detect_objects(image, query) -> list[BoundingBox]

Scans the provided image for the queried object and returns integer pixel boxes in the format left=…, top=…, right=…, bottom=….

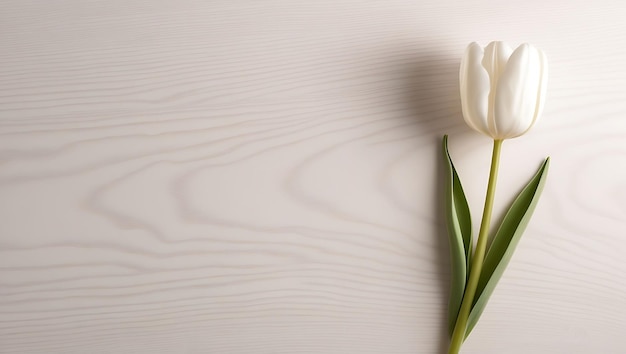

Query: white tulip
left=459, top=41, right=548, bottom=140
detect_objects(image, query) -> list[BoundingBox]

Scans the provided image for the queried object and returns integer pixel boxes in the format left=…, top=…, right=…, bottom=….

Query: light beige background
left=1, top=1, right=625, bottom=353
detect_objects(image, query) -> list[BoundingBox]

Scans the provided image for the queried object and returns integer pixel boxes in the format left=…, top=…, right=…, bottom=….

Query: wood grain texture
left=1, top=1, right=626, bottom=353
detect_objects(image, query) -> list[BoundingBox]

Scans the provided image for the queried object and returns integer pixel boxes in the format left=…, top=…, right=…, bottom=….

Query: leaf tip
left=543, top=157, right=550, bottom=171
left=443, top=135, right=451, bottom=156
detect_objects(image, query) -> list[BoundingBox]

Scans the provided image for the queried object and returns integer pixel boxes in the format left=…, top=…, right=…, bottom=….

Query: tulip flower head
left=459, top=41, right=548, bottom=140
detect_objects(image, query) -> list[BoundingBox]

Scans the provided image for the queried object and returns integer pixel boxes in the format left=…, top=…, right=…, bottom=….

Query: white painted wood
left=1, top=1, right=625, bottom=353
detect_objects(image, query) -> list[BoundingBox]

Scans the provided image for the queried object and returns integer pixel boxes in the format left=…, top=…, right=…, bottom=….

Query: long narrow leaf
left=442, top=135, right=473, bottom=336
left=466, top=157, right=550, bottom=337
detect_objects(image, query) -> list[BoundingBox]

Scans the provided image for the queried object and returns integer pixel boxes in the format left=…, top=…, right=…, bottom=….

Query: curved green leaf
left=442, top=135, right=473, bottom=336
left=466, top=157, right=550, bottom=337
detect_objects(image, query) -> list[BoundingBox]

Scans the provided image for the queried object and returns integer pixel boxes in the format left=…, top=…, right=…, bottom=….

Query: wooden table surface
left=2, top=1, right=626, bottom=353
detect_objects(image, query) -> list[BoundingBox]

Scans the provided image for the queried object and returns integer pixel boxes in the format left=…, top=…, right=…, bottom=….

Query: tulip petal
left=482, top=41, right=513, bottom=81
left=460, top=43, right=491, bottom=136
left=481, top=42, right=513, bottom=134
left=520, top=49, right=549, bottom=136
left=493, top=44, right=543, bottom=139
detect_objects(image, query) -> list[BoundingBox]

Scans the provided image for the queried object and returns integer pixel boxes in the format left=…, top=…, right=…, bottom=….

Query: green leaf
left=466, top=157, right=550, bottom=337
left=442, top=135, right=473, bottom=336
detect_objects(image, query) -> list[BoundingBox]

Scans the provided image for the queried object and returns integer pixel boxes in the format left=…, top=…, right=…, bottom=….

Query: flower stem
left=448, top=139, right=503, bottom=354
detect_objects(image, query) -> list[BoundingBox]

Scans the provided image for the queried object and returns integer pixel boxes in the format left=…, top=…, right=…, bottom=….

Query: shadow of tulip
left=400, top=50, right=473, bottom=354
